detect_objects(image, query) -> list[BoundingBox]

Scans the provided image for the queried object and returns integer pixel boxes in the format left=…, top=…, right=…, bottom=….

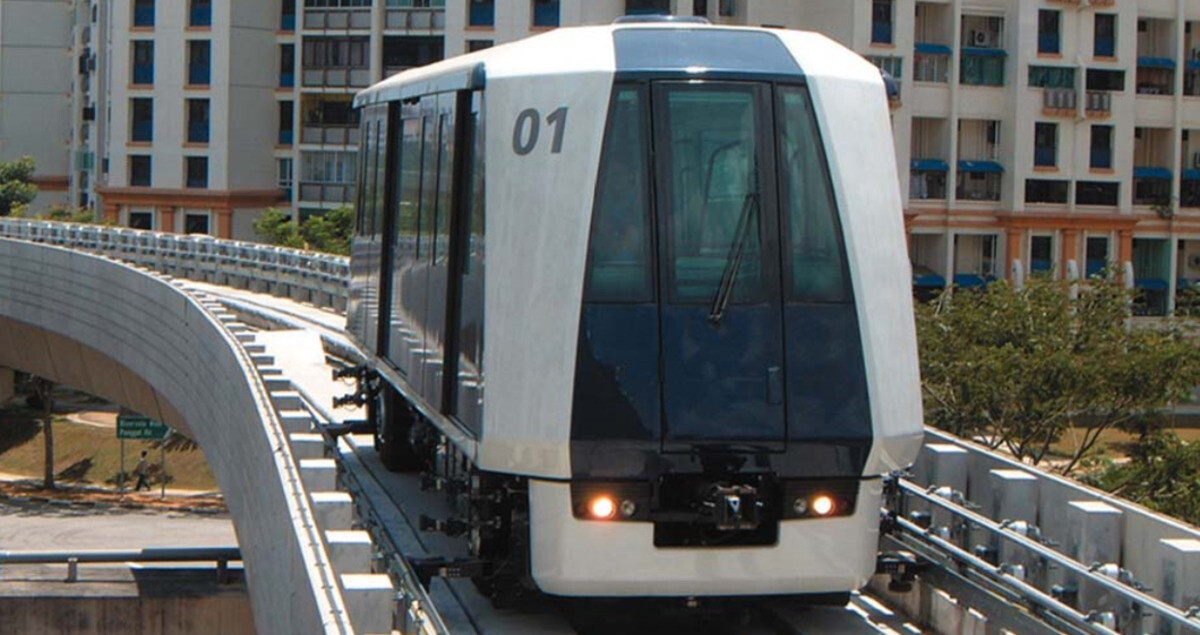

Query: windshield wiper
left=708, top=192, right=759, bottom=325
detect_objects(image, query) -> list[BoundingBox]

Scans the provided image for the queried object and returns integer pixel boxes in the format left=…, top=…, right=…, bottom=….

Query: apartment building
left=51, top=0, right=1200, bottom=314
left=0, top=0, right=72, bottom=211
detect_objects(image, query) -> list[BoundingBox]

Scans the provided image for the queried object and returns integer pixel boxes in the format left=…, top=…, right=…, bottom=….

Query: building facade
left=0, top=0, right=72, bottom=211
left=42, top=0, right=1200, bottom=314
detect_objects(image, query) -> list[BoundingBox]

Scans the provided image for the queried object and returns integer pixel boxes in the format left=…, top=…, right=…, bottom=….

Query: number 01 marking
left=513, top=107, right=569, bottom=156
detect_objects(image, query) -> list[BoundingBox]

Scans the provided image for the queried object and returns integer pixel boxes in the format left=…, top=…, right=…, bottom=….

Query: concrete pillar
left=1064, top=501, right=1123, bottom=616
left=310, top=491, right=354, bottom=529
left=988, top=469, right=1038, bottom=573
left=1062, top=228, right=1079, bottom=278
left=289, top=432, right=326, bottom=460
left=104, top=202, right=120, bottom=224
left=160, top=206, right=177, bottom=233
left=278, top=410, right=313, bottom=434
left=1158, top=539, right=1200, bottom=635
left=326, top=530, right=373, bottom=573
left=1005, top=227, right=1023, bottom=282
left=270, top=390, right=303, bottom=411
left=217, top=209, right=233, bottom=239
left=917, top=443, right=969, bottom=491
left=340, top=574, right=394, bottom=635
left=257, top=365, right=286, bottom=377
left=299, top=458, right=338, bottom=491
left=262, top=376, right=292, bottom=392
left=0, top=367, right=14, bottom=407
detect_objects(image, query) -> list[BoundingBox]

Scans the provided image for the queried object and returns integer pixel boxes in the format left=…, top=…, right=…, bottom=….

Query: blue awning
left=1134, top=166, right=1172, bottom=180
left=1184, top=169, right=1200, bottom=181
left=915, top=42, right=952, bottom=56
left=1188, top=60, right=1200, bottom=70
left=954, top=274, right=993, bottom=288
left=912, top=158, right=949, bottom=171
left=914, top=274, right=946, bottom=288
left=958, top=160, right=1004, bottom=173
left=1138, top=56, right=1176, bottom=69
left=961, top=46, right=1007, bottom=58
left=1136, top=278, right=1169, bottom=291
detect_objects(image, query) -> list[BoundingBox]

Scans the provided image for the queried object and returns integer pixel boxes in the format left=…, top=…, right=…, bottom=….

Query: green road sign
left=117, top=415, right=170, bottom=440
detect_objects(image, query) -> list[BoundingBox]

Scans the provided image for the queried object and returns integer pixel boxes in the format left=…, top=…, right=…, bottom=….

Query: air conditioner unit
left=972, top=30, right=989, bottom=46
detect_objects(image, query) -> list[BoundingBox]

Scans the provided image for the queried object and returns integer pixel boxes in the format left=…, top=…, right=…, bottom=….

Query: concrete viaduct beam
left=0, top=238, right=353, bottom=635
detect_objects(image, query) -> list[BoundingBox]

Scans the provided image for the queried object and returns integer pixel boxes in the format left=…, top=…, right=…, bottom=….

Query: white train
left=345, top=17, right=924, bottom=602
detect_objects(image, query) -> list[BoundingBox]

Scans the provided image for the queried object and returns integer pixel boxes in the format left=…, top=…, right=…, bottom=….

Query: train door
left=418, top=93, right=457, bottom=408
left=652, top=81, right=787, bottom=450
left=350, top=106, right=387, bottom=354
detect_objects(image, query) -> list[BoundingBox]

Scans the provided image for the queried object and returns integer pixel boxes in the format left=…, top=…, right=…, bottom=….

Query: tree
left=917, top=276, right=1200, bottom=473
left=1082, top=433, right=1200, bottom=526
left=252, top=208, right=304, bottom=249
left=0, top=156, right=38, bottom=217
left=28, top=377, right=56, bottom=489
left=253, top=206, right=353, bottom=255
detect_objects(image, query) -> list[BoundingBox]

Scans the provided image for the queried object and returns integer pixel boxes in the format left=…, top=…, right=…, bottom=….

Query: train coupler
left=409, top=557, right=488, bottom=586
left=332, top=365, right=379, bottom=409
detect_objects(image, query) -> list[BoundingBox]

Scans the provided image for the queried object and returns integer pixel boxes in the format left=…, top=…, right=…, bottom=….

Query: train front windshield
left=572, top=75, right=871, bottom=478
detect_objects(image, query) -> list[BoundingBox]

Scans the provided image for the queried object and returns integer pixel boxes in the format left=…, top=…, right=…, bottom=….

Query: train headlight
left=588, top=495, right=617, bottom=520
left=811, top=495, right=836, bottom=517
left=792, top=498, right=808, bottom=515
left=619, top=499, right=638, bottom=518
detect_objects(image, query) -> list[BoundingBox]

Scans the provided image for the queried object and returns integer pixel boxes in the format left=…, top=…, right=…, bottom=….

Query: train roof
left=354, top=21, right=882, bottom=108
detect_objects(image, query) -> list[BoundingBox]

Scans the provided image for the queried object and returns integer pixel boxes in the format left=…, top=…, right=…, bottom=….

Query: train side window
left=454, top=94, right=485, bottom=432
left=777, top=86, right=850, bottom=303
left=397, top=117, right=423, bottom=257
left=419, top=114, right=441, bottom=260
left=355, top=119, right=372, bottom=236
left=585, top=85, right=653, bottom=303
left=372, top=116, right=387, bottom=237
left=434, top=111, right=454, bottom=265
left=362, top=117, right=378, bottom=236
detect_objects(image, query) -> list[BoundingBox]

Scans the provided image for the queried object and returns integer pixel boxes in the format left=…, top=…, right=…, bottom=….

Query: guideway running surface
left=209, top=283, right=919, bottom=635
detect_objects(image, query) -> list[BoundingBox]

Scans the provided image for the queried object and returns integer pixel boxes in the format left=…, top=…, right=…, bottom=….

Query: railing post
left=1159, top=539, right=1200, bottom=635
left=1063, top=501, right=1124, bottom=620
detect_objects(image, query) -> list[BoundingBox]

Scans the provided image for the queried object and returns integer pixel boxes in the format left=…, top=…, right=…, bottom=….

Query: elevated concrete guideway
left=0, top=236, right=355, bottom=634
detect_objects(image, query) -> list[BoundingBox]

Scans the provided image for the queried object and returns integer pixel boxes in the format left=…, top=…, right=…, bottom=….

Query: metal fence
left=0, top=219, right=350, bottom=311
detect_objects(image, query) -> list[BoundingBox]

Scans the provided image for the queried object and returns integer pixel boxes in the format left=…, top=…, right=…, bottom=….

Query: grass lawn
left=1046, top=426, right=1200, bottom=463
left=0, top=406, right=218, bottom=491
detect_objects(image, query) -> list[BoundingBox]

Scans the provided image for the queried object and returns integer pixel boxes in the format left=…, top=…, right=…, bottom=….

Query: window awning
left=1136, top=278, right=1169, bottom=291
left=961, top=46, right=1007, bottom=58
left=915, top=42, right=952, bottom=56
left=1134, top=166, right=1172, bottom=180
left=1188, top=60, right=1200, bottom=71
left=953, top=274, right=993, bottom=288
left=1184, top=169, right=1200, bottom=181
left=958, top=160, right=1004, bottom=173
left=912, top=158, right=949, bottom=171
left=1138, top=56, right=1176, bottom=69
left=913, top=274, right=946, bottom=288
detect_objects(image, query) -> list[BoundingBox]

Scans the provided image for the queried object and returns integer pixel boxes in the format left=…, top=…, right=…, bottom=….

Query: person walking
left=134, top=450, right=151, bottom=492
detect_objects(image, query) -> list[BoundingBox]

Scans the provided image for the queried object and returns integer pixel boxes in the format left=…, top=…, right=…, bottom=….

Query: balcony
left=1137, top=60, right=1175, bottom=95
left=301, top=125, right=360, bottom=146
left=190, top=4, right=211, bottom=27
left=914, top=43, right=951, bottom=83
left=304, top=7, right=372, bottom=30
left=872, top=22, right=893, bottom=45
left=1133, top=167, right=1172, bottom=206
left=281, top=13, right=296, bottom=31
left=956, top=160, right=1003, bottom=201
left=909, top=159, right=948, bottom=200
left=133, top=64, right=153, bottom=85
left=299, top=182, right=356, bottom=204
left=188, top=122, right=210, bottom=144
left=75, top=151, right=95, bottom=171
left=960, top=49, right=1006, bottom=86
left=280, top=71, right=295, bottom=88
left=1042, top=88, right=1076, bottom=114
left=1182, top=171, right=1200, bottom=208
left=279, top=129, right=294, bottom=145
left=385, top=7, right=445, bottom=30
left=1085, top=90, right=1113, bottom=116
left=189, top=63, right=210, bottom=86
left=302, top=68, right=372, bottom=89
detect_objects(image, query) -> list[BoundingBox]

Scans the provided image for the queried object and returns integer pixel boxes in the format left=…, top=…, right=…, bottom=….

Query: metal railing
left=0, top=547, right=241, bottom=583
left=0, top=219, right=349, bottom=310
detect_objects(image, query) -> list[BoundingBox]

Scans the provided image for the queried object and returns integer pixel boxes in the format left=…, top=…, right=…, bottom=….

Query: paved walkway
left=0, top=502, right=235, bottom=551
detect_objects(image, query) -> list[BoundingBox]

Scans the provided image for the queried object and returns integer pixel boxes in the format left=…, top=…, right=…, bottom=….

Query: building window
left=1030, top=235, right=1054, bottom=274
left=128, top=209, right=154, bottom=230
left=188, top=40, right=211, bottom=86
left=129, top=156, right=152, bottom=187
left=1086, top=69, right=1125, bottom=92
left=187, top=99, right=210, bottom=144
left=467, top=39, right=493, bottom=52
left=281, top=0, right=296, bottom=31
left=186, top=156, right=208, bottom=189
left=868, top=56, right=903, bottom=79
left=469, top=0, right=494, bottom=26
left=625, top=0, right=668, bottom=15
left=1076, top=181, right=1119, bottom=207
left=1090, top=125, right=1113, bottom=169
left=133, top=0, right=155, bottom=27
left=1025, top=179, right=1068, bottom=204
left=383, top=36, right=443, bottom=74
left=279, top=101, right=294, bottom=145
left=301, top=37, right=369, bottom=69
left=532, top=0, right=558, bottom=27
left=872, top=0, right=893, bottom=44
left=131, top=98, right=153, bottom=142
left=1028, top=65, right=1074, bottom=89
left=1094, top=14, right=1116, bottom=57
left=278, top=158, right=294, bottom=202
left=1085, top=235, right=1110, bottom=276
left=132, top=41, right=154, bottom=85
left=190, top=0, right=212, bottom=27
left=280, top=44, right=295, bottom=87
left=184, top=211, right=210, bottom=234
left=692, top=0, right=707, bottom=16
left=1038, top=10, right=1060, bottom=55
left=718, top=0, right=734, bottom=17
left=1034, top=122, right=1057, bottom=167
left=301, top=151, right=357, bottom=184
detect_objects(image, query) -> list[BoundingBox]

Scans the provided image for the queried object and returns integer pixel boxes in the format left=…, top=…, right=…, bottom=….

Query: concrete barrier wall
left=0, top=239, right=353, bottom=635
